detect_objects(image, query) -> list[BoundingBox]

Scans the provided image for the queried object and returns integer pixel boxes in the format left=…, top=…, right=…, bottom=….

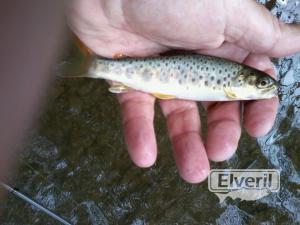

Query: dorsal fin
left=73, top=33, right=94, bottom=56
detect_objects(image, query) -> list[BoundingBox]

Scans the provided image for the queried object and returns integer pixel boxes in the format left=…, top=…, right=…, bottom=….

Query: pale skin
left=69, top=0, right=300, bottom=183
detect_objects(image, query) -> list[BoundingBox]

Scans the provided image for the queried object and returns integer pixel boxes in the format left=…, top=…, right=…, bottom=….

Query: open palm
left=69, top=0, right=300, bottom=183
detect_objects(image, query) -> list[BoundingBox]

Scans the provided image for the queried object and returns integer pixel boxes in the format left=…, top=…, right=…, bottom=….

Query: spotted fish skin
left=87, top=54, right=278, bottom=101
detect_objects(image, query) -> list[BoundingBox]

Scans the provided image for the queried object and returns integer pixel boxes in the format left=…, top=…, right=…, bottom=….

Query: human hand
left=69, top=0, right=300, bottom=183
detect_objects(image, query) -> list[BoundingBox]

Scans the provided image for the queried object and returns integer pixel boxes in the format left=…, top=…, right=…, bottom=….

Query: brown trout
left=78, top=54, right=278, bottom=101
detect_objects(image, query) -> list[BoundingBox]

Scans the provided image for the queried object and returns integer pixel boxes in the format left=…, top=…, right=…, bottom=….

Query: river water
left=1, top=1, right=300, bottom=224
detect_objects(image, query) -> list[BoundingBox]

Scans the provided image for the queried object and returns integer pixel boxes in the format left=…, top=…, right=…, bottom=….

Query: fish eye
left=260, top=80, right=267, bottom=86
left=256, top=77, right=273, bottom=89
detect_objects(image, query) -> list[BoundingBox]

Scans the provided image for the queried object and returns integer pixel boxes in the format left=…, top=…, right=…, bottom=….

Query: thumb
left=123, top=0, right=300, bottom=57
left=219, top=0, right=300, bottom=57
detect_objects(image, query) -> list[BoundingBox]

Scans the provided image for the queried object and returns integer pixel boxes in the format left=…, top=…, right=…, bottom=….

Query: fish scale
left=85, top=54, right=277, bottom=101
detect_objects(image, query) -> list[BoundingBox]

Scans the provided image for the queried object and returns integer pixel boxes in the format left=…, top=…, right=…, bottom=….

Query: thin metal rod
left=0, top=182, right=72, bottom=225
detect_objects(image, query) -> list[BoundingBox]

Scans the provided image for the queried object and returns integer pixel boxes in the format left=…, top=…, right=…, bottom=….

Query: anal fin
left=152, top=92, right=176, bottom=100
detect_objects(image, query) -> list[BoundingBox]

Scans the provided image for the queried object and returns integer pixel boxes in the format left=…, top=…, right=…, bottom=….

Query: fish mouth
left=273, top=80, right=279, bottom=89
left=261, top=85, right=278, bottom=96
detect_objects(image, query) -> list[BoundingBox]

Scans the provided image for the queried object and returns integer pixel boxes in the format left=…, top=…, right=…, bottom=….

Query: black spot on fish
left=192, top=78, right=196, bottom=83
left=142, top=68, right=152, bottom=81
left=206, top=67, right=209, bottom=71
left=219, top=70, right=222, bottom=74
left=211, top=76, right=215, bottom=81
left=160, top=73, right=169, bottom=83
left=205, top=81, right=208, bottom=86
left=217, top=79, right=221, bottom=85
left=125, top=67, right=134, bottom=78
left=199, top=75, right=203, bottom=80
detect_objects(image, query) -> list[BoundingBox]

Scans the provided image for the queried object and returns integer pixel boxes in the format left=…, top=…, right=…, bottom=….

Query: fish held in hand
left=80, top=54, right=278, bottom=101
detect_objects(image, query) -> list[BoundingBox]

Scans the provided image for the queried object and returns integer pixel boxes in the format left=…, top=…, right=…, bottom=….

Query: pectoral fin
left=224, top=87, right=238, bottom=99
left=152, top=92, right=176, bottom=100
left=109, top=82, right=132, bottom=94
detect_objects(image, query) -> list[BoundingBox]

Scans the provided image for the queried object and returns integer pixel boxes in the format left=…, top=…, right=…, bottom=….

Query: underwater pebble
left=277, top=0, right=289, bottom=6
left=281, top=70, right=295, bottom=85
left=56, top=160, right=68, bottom=170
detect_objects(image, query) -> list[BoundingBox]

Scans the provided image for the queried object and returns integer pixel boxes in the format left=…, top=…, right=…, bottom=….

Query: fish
left=72, top=54, right=278, bottom=101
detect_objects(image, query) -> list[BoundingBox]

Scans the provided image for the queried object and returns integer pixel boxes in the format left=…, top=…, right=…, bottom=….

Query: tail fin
left=60, top=75, right=98, bottom=79
left=56, top=57, right=96, bottom=79
left=56, top=33, right=96, bottom=79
